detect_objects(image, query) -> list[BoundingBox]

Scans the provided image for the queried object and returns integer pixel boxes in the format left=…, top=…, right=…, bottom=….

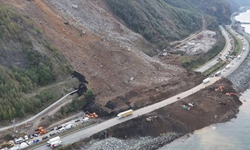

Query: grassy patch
left=202, top=61, right=227, bottom=77
left=225, top=27, right=243, bottom=56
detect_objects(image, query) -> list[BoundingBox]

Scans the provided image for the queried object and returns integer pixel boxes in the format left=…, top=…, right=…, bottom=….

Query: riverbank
left=58, top=79, right=241, bottom=150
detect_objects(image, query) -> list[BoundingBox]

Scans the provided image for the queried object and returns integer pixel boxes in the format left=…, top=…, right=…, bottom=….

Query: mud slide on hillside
left=2, top=0, right=204, bottom=117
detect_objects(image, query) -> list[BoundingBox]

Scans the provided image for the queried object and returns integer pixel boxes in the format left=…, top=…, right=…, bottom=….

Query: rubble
left=173, top=30, right=217, bottom=55
left=85, top=133, right=181, bottom=150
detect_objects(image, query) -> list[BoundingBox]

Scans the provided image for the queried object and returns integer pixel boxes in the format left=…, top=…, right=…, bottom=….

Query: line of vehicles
left=2, top=112, right=99, bottom=150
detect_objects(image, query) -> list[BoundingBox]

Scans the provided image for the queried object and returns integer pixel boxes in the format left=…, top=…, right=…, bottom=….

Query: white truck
left=214, top=71, right=221, bottom=77
left=225, top=65, right=230, bottom=69
left=237, top=55, right=242, bottom=59
left=202, top=78, right=210, bottom=84
left=117, top=109, right=133, bottom=119
left=47, top=136, right=62, bottom=148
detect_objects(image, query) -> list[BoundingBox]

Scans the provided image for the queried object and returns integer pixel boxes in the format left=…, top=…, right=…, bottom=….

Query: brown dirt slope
left=2, top=0, right=203, bottom=114
left=105, top=79, right=241, bottom=139
left=56, top=79, right=242, bottom=150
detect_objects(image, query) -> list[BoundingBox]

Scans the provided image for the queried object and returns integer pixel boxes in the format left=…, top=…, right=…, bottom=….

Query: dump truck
left=117, top=109, right=133, bottom=119
left=47, top=136, right=61, bottom=147
left=202, top=78, right=210, bottom=84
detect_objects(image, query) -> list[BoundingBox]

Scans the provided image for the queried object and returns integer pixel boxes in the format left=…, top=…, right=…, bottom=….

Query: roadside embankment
left=227, top=30, right=250, bottom=91
left=59, top=79, right=241, bottom=150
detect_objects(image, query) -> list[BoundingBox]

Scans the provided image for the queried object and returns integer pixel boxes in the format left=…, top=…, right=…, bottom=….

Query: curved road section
left=195, top=26, right=232, bottom=73
left=33, top=28, right=250, bottom=150
left=0, top=90, right=77, bottom=132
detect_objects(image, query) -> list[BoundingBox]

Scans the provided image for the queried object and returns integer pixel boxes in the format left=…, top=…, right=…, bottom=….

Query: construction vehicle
left=117, top=109, right=133, bottom=119
left=35, top=127, right=47, bottom=135
left=226, top=93, right=238, bottom=96
left=215, top=86, right=224, bottom=92
left=85, top=112, right=98, bottom=119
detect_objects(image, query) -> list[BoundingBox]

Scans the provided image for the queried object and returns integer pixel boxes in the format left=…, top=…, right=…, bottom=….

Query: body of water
left=236, top=10, right=250, bottom=34
left=159, top=10, right=250, bottom=150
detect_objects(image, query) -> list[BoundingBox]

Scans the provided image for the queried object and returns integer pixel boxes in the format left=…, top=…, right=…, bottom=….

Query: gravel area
left=84, top=133, right=181, bottom=150
left=227, top=30, right=250, bottom=92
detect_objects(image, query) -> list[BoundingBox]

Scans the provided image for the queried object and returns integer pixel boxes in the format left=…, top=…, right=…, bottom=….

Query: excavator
left=35, top=127, right=47, bottom=135
left=85, top=112, right=98, bottom=119
left=226, top=93, right=238, bottom=96
left=215, top=86, right=224, bottom=92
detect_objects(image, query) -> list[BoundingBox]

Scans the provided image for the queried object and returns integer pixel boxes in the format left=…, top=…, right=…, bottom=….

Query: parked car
left=24, top=135, right=29, bottom=141
left=33, top=139, right=40, bottom=144
left=49, top=127, right=55, bottom=132
left=42, top=136, right=49, bottom=140
left=57, top=127, right=66, bottom=133
left=27, top=141, right=33, bottom=145
left=29, top=135, right=33, bottom=139
left=56, top=126, right=63, bottom=130
left=65, top=124, right=73, bottom=130
left=33, top=134, right=39, bottom=137
left=75, top=119, right=81, bottom=123
left=49, top=133, right=56, bottom=137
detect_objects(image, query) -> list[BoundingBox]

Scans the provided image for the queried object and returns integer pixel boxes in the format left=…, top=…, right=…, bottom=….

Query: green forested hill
left=105, top=0, right=202, bottom=48
left=0, top=5, right=73, bottom=120
left=105, top=0, right=233, bottom=48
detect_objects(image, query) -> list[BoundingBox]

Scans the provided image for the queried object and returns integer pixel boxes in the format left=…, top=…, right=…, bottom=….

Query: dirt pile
left=105, top=79, right=241, bottom=139
left=61, top=79, right=241, bottom=150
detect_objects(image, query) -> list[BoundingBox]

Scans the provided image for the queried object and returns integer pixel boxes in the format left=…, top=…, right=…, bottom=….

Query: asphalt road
left=33, top=28, right=250, bottom=150
left=195, top=26, right=232, bottom=73
left=0, top=90, right=77, bottom=132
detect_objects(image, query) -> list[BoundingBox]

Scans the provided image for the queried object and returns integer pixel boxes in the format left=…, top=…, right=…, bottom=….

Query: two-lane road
left=195, top=26, right=232, bottom=73
left=0, top=90, right=77, bottom=132
left=33, top=26, right=250, bottom=150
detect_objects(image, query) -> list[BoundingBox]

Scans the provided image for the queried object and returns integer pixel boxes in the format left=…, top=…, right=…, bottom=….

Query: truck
left=117, top=109, right=133, bottom=119
left=202, top=78, right=210, bottom=84
left=50, top=140, right=62, bottom=148
left=214, top=71, right=221, bottom=77
left=225, top=65, right=230, bottom=69
left=237, top=55, right=242, bottom=59
left=47, top=136, right=61, bottom=147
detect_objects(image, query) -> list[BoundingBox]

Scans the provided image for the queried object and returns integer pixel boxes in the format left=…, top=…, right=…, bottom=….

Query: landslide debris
left=2, top=0, right=205, bottom=119
left=60, top=79, right=241, bottom=150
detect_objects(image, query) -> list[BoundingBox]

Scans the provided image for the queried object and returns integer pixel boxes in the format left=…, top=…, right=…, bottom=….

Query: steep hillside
left=0, top=0, right=206, bottom=119
left=105, top=0, right=202, bottom=48
left=0, top=4, right=75, bottom=121
left=164, top=0, right=232, bottom=23
left=105, top=0, right=232, bottom=48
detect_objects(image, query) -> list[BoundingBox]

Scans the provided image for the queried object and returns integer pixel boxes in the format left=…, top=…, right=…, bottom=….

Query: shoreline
left=228, top=9, right=250, bottom=92
left=58, top=79, right=242, bottom=150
